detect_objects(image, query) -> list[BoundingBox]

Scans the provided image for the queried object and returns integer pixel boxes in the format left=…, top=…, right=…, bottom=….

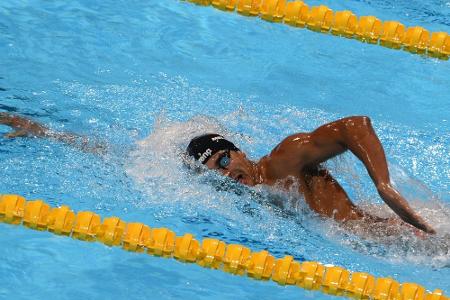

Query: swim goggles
left=217, top=150, right=231, bottom=169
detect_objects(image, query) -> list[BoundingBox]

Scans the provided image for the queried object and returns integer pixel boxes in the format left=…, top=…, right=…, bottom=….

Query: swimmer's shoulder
left=269, top=132, right=311, bottom=157
left=259, top=132, right=311, bottom=177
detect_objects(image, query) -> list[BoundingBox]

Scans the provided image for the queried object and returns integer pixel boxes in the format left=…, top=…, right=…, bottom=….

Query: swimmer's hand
left=0, top=112, right=49, bottom=138
left=346, top=215, right=432, bottom=239
left=0, top=112, right=106, bottom=155
left=386, top=217, right=431, bottom=239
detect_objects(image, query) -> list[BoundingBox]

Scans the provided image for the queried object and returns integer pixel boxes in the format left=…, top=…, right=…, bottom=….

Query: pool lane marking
left=0, top=194, right=448, bottom=300
left=183, top=0, right=450, bottom=60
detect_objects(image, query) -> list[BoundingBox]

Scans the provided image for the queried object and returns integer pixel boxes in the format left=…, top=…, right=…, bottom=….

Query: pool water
left=0, top=0, right=449, bottom=299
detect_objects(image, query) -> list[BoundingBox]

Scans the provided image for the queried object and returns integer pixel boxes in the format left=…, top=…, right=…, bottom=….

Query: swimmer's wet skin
left=186, top=116, right=436, bottom=235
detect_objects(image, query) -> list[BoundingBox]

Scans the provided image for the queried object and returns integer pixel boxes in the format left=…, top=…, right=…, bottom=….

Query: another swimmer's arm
left=0, top=112, right=106, bottom=154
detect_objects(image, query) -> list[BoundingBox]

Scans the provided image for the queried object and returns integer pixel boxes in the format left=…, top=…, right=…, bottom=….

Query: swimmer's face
left=205, top=150, right=257, bottom=186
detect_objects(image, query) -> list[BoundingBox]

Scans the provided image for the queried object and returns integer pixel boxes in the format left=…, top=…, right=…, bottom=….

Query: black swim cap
left=187, top=134, right=240, bottom=164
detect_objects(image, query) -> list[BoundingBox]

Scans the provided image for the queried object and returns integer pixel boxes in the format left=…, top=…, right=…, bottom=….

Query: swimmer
left=0, top=112, right=436, bottom=234
left=186, top=116, right=436, bottom=235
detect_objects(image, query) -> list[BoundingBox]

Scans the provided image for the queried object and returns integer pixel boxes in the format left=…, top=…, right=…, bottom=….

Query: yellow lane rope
left=183, top=0, right=450, bottom=60
left=0, top=194, right=447, bottom=300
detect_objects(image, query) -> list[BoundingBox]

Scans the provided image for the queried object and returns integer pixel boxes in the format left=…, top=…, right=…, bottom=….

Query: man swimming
left=186, top=116, right=435, bottom=235
left=0, top=112, right=436, bottom=234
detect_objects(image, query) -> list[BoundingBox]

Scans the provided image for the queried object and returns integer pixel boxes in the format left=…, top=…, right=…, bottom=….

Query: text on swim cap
left=198, top=148, right=212, bottom=163
left=211, top=136, right=224, bottom=142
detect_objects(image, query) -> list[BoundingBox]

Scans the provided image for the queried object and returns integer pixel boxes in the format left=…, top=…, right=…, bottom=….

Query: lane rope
left=0, top=194, right=448, bottom=299
left=183, top=0, right=450, bottom=60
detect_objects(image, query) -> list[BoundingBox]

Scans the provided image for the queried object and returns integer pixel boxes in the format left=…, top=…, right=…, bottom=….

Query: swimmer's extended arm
left=0, top=112, right=106, bottom=154
left=281, top=116, right=435, bottom=234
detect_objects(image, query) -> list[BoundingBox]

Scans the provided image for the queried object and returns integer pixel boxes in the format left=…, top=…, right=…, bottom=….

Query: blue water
left=0, top=0, right=449, bottom=299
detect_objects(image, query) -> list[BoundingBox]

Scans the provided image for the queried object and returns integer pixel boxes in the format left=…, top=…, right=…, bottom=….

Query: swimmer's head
left=187, top=134, right=258, bottom=186
left=187, top=134, right=240, bottom=164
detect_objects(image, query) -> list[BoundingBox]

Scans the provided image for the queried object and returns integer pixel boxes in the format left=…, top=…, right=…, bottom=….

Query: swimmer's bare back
left=0, top=112, right=106, bottom=154
left=258, top=116, right=435, bottom=234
